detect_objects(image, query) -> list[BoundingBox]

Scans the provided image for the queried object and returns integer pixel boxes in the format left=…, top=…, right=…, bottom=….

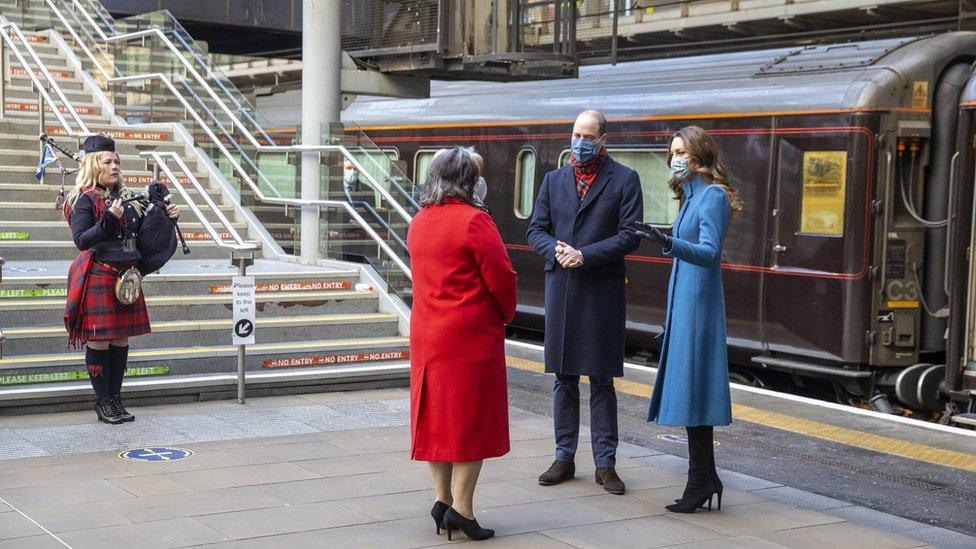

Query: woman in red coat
left=408, top=147, right=517, bottom=541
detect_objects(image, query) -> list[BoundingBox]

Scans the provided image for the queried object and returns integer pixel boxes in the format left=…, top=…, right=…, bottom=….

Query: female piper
left=63, top=135, right=180, bottom=424
left=631, top=126, right=742, bottom=513
left=407, top=147, right=517, bottom=541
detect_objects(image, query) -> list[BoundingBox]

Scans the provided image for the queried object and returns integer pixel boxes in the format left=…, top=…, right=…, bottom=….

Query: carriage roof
left=341, top=32, right=976, bottom=127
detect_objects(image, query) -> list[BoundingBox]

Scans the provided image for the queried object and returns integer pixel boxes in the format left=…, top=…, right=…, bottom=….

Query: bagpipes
left=39, top=134, right=191, bottom=269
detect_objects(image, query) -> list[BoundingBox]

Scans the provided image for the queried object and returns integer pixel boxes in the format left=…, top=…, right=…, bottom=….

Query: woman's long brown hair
left=667, top=126, right=742, bottom=213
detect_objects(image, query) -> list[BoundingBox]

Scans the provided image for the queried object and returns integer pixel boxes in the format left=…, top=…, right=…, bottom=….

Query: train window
left=414, top=149, right=438, bottom=186
left=799, top=150, right=847, bottom=236
left=558, top=148, right=677, bottom=225
left=514, top=148, right=537, bottom=218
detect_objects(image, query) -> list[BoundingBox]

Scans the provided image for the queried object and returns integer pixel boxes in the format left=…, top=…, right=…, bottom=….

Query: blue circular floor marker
left=119, top=447, right=193, bottom=462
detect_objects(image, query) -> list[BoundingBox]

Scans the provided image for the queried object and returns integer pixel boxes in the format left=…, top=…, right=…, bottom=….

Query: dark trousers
left=553, top=373, right=618, bottom=468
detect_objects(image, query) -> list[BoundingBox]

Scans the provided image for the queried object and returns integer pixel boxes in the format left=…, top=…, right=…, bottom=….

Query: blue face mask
left=571, top=138, right=599, bottom=163
left=669, top=156, right=690, bottom=178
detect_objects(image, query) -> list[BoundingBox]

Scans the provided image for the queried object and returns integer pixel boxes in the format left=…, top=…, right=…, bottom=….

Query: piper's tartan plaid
left=64, top=255, right=150, bottom=348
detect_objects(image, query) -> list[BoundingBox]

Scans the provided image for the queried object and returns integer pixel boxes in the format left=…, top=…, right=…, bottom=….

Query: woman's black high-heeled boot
left=430, top=501, right=449, bottom=535
left=707, top=431, right=723, bottom=510
left=443, top=507, right=494, bottom=541
left=667, top=426, right=718, bottom=513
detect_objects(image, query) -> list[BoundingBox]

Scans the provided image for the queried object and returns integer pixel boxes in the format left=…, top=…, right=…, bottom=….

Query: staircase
left=0, top=9, right=412, bottom=410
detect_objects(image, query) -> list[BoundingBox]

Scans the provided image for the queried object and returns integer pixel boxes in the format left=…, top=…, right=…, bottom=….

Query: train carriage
left=338, top=33, right=976, bottom=415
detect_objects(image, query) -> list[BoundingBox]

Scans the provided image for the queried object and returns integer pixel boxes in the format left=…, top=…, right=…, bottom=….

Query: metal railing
left=46, top=0, right=415, bottom=225
left=140, top=151, right=259, bottom=253
left=0, top=22, right=92, bottom=139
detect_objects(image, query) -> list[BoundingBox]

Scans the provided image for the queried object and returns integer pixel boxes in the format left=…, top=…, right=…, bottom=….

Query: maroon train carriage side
left=331, top=33, right=976, bottom=417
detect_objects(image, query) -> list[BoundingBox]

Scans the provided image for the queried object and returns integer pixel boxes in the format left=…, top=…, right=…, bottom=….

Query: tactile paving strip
left=0, top=399, right=409, bottom=460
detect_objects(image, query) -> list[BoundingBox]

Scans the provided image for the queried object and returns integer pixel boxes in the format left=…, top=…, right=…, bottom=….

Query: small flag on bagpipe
left=35, top=145, right=58, bottom=181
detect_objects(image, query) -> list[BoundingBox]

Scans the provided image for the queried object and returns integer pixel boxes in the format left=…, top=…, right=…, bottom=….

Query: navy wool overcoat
left=647, top=176, right=733, bottom=426
left=527, top=157, right=643, bottom=377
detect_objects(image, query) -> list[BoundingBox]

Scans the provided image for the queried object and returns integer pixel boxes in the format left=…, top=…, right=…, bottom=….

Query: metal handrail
left=140, top=150, right=259, bottom=252
left=0, top=23, right=91, bottom=135
left=48, top=0, right=415, bottom=225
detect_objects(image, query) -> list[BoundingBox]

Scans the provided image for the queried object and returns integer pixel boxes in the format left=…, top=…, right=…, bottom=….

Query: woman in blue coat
left=632, top=126, right=742, bottom=514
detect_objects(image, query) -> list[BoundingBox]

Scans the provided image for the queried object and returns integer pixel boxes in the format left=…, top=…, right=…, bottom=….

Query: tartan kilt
left=79, top=262, right=151, bottom=342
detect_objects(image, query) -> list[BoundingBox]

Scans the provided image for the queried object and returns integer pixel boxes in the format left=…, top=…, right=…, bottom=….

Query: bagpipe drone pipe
left=39, top=133, right=190, bottom=274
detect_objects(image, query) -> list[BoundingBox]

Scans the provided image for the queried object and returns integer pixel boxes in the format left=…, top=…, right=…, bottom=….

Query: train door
left=762, top=130, right=872, bottom=365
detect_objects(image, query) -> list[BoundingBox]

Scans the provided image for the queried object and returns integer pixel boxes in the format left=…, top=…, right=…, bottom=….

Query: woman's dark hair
left=419, top=147, right=484, bottom=207
left=667, top=126, right=743, bottom=213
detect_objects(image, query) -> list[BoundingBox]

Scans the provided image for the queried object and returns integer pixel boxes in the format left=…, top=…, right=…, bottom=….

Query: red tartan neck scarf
left=569, top=147, right=608, bottom=198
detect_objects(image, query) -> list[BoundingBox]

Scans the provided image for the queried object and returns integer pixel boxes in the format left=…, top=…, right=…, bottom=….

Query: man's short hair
left=579, top=109, right=607, bottom=136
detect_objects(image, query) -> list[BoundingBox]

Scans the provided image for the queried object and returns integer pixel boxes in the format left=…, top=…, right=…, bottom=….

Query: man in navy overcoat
left=527, top=109, right=643, bottom=494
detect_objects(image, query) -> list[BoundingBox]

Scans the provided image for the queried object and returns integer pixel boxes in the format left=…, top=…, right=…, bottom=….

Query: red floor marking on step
left=127, top=175, right=191, bottom=185
left=4, top=102, right=94, bottom=114
left=44, top=127, right=170, bottom=140
left=263, top=350, right=409, bottom=369
left=208, top=280, right=351, bottom=294
left=12, top=35, right=46, bottom=43
left=10, top=67, right=68, bottom=78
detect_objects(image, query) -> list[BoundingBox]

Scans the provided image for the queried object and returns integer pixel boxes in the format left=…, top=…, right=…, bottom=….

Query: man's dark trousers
left=553, top=373, right=618, bottom=468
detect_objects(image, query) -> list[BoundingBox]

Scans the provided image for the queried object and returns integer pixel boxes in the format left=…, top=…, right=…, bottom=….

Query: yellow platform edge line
left=505, top=356, right=976, bottom=474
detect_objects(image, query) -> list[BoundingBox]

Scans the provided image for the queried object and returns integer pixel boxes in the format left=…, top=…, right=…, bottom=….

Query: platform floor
left=1, top=383, right=974, bottom=548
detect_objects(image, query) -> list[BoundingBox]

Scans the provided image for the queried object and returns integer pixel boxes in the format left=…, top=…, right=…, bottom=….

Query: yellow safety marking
left=0, top=290, right=372, bottom=310
left=0, top=337, right=409, bottom=365
left=886, top=300, right=920, bottom=309
left=506, top=356, right=976, bottom=473
left=0, top=313, right=397, bottom=337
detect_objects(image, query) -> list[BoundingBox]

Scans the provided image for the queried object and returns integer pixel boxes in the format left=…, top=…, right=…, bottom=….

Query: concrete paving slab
left=0, top=391, right=971, bottom=548
left=756, top=521, right=927, bottom=548
left=542, top=514, right=724, bottom=548
left=0, top=534, right=70, bottom=549
left=196, top=500, right=375, bottom=539
left=59, top=517, right=228, bottom=548
left=0, top=508, right=42, bottom=540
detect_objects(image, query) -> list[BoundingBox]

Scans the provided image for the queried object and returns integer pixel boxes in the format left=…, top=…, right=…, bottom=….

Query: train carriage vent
left=755, top=37, right=917, bottom=76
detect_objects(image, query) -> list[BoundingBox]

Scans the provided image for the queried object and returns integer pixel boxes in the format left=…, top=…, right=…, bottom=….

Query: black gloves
left=630, top=221, right=672, bottom=250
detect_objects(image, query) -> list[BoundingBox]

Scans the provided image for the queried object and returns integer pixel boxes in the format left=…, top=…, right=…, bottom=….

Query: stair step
left=0, top=239, right=234, bottom=261
left=9, top=74, right=83, bottom=90
left=0, top=201, right=231, bottom=223
left=0, top=336, right=410, bottom=377
left=0, top=289, right=381, bottom=325
left=4, top=86, right=92, bottom=102
left=0, top=313, right=399, bottom=356
left=0, top=220, right=247, bottom=242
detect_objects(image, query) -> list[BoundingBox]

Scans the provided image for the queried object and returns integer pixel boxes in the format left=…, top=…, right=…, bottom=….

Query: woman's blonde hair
left=67, top=151, right=140, bottom=211
left=667, top=126, right=743, bottom=214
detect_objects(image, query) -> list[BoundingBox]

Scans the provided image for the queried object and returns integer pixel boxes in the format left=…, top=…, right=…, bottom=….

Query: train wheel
left=729, top=370, right=766, bottom=388
left=916, top=364, right=946, bottom=412
left=895, top=363, right=931, bottom=410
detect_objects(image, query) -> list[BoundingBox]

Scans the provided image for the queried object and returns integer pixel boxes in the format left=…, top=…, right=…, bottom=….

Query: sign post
left=231, top=252, right=255, bottom=404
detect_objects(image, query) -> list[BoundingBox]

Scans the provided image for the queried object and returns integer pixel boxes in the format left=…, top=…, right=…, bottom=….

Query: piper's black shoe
left=111, top=394, right=135, bottom=422
left=94, top=397, right=124, bottom=425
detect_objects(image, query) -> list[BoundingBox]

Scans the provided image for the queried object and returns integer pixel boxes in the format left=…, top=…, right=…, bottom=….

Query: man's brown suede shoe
left=538, top=460, right=575, bottom=486
left=595, top=467, right=626, bottom=495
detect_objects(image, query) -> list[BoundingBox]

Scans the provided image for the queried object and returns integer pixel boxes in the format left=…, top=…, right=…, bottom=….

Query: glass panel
left=557, top=148, right=677, bottom=225
left=800, top=150, right=847, bottom=236
left=514, top=149, right=536, bottom=218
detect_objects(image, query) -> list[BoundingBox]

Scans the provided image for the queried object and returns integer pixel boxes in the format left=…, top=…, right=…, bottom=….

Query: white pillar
left=301, top=0, right=342, bottom=263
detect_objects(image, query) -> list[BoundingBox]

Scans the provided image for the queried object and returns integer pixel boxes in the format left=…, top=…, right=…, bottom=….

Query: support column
left=301, top=0, right=342, bottom=263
